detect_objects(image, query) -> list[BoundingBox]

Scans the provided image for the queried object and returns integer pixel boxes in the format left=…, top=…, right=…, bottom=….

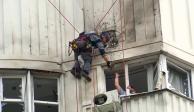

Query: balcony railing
left=121, top=89, right=194, bottom=112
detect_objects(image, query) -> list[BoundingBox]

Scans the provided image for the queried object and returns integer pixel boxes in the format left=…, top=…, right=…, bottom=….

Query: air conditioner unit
left=93, top=90, right=122, bottom=112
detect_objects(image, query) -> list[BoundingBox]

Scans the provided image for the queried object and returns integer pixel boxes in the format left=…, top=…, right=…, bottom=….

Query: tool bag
left=69, top=35, right=91, bottom=52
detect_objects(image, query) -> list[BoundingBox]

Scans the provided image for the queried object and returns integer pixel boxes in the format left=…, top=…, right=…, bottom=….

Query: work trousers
left=73, top=52, right=92, bottom=75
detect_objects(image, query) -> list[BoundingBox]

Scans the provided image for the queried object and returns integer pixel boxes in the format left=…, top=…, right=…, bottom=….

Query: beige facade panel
left=0, top=0, right=60, bottom=57
left=83, top=0, right=161, bottom=43
left=0, top=0, right=84, bottom=71
left=160, top=0, right=194, bottom=59
left=122, top=90, right=194, bottom=112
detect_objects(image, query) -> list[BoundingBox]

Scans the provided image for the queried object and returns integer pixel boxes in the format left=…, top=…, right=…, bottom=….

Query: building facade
left=0, top=0, right=193, bottom=112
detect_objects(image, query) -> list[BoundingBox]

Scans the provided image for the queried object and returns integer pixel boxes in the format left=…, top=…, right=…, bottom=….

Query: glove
left=107, top=61, right=112, bottom=68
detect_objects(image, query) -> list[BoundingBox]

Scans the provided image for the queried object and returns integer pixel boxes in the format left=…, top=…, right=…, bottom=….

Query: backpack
left=69, top=34, right=91, bottom=52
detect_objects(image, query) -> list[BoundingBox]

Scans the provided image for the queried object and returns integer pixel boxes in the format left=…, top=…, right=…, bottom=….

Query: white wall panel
left=3, top=0, right=14, bottom=55
left=0, top=0, right=4, bottom=54
left=188, top=0, right=194, bottom=49
left=29, top=0, right=40, bottom=56
left=21, top=0, right=31, bottom=55
left=160, top=0, right=194, bottom=55
left=0, top=0, right=84, bottom=71
left=84, top=0, right=160, bottom=44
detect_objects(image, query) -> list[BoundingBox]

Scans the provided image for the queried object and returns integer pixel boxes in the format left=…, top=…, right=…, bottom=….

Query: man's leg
left=70, top=52, right=81, bottom=79
left=81, top=52, right=92, bottom=81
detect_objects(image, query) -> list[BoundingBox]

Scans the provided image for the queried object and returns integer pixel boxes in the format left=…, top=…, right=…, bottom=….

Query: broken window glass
left=168, top=65, right=190, bottom=97
left=3, top=78, right=22, bottom=99
left=34, top=78, right=58, bottom=102
left=35, top=104, right=58, bottom=112
left=2, top=102, right=24, bottom=112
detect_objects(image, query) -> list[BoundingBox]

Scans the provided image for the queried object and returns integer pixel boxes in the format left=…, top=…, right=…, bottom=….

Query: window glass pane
left=34, top=78, right=58, bottom=102
left=2, top=102, right=24, bottom=112
left=129, top=66, right=148, bottom=93
left=35, top=104, right=58, bottom=112
left=168, top=66, right=189, bottom=96
left=3, top=78, right=22, bottom=99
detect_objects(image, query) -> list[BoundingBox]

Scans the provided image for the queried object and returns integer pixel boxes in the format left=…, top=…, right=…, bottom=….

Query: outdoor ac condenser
left=93, top=90, right=122, bottom=112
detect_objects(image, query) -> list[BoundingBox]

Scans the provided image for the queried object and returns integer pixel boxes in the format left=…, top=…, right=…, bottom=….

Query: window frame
left=31, top=75, right=60, bottom=112
left=100, top=54, right=194, bottom=99
left=127, top=63, right=154, bottom=94
left=0, top=70, right=62, bottom=112
left=167, top=61, right=192, bottom=98
left=0, top=74, right=26, bottom=112
left=101, top=55, right=158, bottom=96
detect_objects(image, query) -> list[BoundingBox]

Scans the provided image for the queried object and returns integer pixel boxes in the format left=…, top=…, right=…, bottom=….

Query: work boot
left=70, top=68, right=81, bottom=79
left=81, top=70, right=91, bottom=82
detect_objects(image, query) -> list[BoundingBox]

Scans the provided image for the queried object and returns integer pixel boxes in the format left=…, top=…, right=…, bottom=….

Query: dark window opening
left=35, top=104, right=58, bottom=112
left=129, top=66, right=148, bottom=93
left=2, top=102, right=24, bottom=112
left=34, top=78, right=58, bottom=102
left=3, top=78, right=22, bottom=99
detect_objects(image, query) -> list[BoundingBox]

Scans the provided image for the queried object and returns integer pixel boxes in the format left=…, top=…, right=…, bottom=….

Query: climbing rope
left=95, top=0, right=119, bottom=33
left=47, top=0, right=80, bottom=34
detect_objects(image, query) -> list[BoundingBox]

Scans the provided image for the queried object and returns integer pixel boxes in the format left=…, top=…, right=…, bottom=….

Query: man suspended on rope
left=70, top=31, right=112, bottom=81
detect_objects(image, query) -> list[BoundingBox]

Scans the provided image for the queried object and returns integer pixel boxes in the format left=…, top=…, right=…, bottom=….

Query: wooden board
left=144, top=0, right=156, bottom=39
left=62, top=0, right=76, bottom=61
left=124, top=0, right=135, bottom=42
left=154, top=0, right=162, bottom=39
left=133, top=0, right=146, bottom=42
left=64, top=72, right=80, bottom=112
left=188, top=0, right=194, bottom=49
left=29, top=0, right=40, bottom=56
left=39, top=0, right=49, bottom=55
left=83, top=0, right=95, bottom=31
left=47, top=0, right=57, bottom=57
left=93, top=0, right=103, bottom=32
left=3, top=0, right=13, bottom=55
left=0, top=0, right=4, bottom=54
left=55, top=0, right=61, bottom=58
left=12, top=0, right=22, bottom=55
left=21, top=0, right=31, bottom=55
left=102, top=0, right=114, bottom=31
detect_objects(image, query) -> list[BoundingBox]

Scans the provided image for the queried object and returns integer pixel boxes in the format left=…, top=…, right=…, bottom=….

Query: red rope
left=47, top=0, right=80, bottom=34
left=95, top=0, right=119, bottom=32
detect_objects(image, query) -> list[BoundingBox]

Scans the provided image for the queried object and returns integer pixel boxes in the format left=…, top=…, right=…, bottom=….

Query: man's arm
left=114, top=73, right=126, bottom=95
left=114, top=73, right=121, bottom=91
left=89, top=34, right=111, bottom=67
left=96, top=42, right=112, bottom=67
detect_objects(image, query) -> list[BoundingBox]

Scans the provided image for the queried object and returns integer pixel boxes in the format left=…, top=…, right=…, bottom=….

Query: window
left=0, top=71, right=61, bottom=112
left=103, top=55, right=193, bottom=98
left=167, top=63, right=192, bottom=97
left=0, top=76, right=25, bottom=112
left=33, top=77, right=59, bottom=112
left=104, top=62, right=155, bottom=95
left=128, top=66, right=148, bottom=93
left=104, top=63, right=125, bottom=91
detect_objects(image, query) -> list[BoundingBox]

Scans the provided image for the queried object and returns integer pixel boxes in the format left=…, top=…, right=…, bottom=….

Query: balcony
left=122, top=89, right=194, bottom=112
